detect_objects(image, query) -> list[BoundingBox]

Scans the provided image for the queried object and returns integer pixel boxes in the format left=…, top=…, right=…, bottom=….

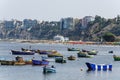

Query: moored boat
left=87, top=50, right=98, bottom=55
left=77, top=51, right=91, bottom=58
left=48, top=51, right=63, bottom=57
left=113, top=55, right=120, bottom=61
left=68, top=48, right=80, bottom=51
left=0, top=60, right=15, bottom=65
left=43, top=65, right=56, bottom=73
left=32, top=59, right=49, bottom=65
left=55, top=57, right=66, bottom=63
left=21, top=48, right=36, bottom=52
left=82, top=49, right=98, bottom=55
left=0, top=56, right=26, bottom=65
left=67, top=55, right=76, bottom=60
left=14, top=62, right=26, bottom=65
left=11, top=50, right=35, bottom=55
left=86, top=62, right=112, bottom=71
left=38, top=50, right=51, bottom=55
left=14, top=56, right=26, bottom=65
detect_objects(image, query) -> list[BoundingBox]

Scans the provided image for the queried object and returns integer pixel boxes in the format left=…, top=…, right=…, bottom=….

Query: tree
left=102, top=32, right=116, bottom=42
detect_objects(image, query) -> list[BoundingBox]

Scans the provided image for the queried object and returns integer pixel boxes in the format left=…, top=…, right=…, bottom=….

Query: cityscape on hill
left=0, top=15, right=120, bottom=42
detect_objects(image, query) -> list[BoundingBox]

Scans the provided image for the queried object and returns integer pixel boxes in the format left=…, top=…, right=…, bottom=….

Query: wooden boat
left=22, top=48, right=55, bottom=55
left=25, top=60, right=32, bottom=64
left=21, top=48, right=36, bottom=52
left=38, top=50, right=51, bottom=55
left=32, top=60, right=49, bottom=65
left=87, top=50, right=98, bottom=55
left=0, top=60, right=26, bottom=65
left=48, top=51, right=63, bottom=57
left=55, top=57, right=66, bottom=63
left=0, top=60, right=15, bottom=65
left=82, top=49, right=98, bottom=55
left=86, top=62, right=112, bottom=71
left=77, top=51, right=91, bottom=58
left=43, top=65, right=56, bottom=73
left=14, top=62, right=26, bottom=65
left=0, top=56, right=29, bottom=65
left=14, top=56, right=26, bottom=65
left=11, top=50, right=35, bottom=55
left=67, top=55, right=76, bottom=60
left=68, top=48, right=80, bottom=51
left=113, top=55, right=120, bottom=61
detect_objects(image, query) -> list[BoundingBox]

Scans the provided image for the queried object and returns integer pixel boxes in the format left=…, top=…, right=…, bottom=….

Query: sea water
left=0, top=41, right=119, bottom=80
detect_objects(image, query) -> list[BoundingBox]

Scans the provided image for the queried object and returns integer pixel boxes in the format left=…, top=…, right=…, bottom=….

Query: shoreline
left=0, top=39, right=120, bottom=46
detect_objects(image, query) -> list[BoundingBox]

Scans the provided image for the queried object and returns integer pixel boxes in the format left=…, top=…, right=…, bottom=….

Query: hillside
left=0, top=15, right=120, bottom=41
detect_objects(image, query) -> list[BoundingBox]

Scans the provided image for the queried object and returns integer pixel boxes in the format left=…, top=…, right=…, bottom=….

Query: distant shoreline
left=0, top=39, right=120, bottom=46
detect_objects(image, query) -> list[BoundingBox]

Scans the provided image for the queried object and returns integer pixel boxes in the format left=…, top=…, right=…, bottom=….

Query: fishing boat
left=88, top=50, right=98, bottom=55
left=48, top=51, right=63, bottom=57
left=77, top=51, right=91, bottom=58
left=11, top=50, right=35, bottom=55
left=0, top=60, right=15, bottom=65
left=32, top=59, right=49, bottom=65
left=14, top=62, right=26, bottom=65
left=113, top=55, right=120, bottom=61
left=25, top=60, right=32, bottom=64
left=0, top=60, right=26, bottom=65
left=38, top=50, right=51, bottom=55
left=82, top=49, right=98, bottom=55
left=0, top=56, right=25, bottom=65
left=21, top=48, right=36, bottom=52
left=55, top=57, right=66, bottom=63
left=67, top=55, right=76, bottom=60
left=43, top=65, right=56, bottom=73
left=67, top=48, right=80, bottom=51
left=86, top=62, right=112, bottom=71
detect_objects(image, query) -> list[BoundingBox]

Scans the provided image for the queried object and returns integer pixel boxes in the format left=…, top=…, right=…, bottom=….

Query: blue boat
left=32, top=60, right=49, bottom=65
left=11, top=50, right=35, bottom=55
left=43, top=66, right=56, bottom=73
left=86, top=62, right=112, bottom=71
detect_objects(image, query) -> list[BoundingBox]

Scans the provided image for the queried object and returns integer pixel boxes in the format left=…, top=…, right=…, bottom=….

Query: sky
left=0, top=0, right=120, bottom=21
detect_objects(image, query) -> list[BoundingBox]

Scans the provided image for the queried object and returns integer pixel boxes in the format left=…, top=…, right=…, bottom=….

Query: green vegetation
left=102, top=32, right=116, bottom=42
left=1, top=15, right=120, bottom=41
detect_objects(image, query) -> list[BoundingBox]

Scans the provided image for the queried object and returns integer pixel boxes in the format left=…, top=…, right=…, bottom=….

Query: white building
left=53, top=35, right=65, bottom=42
left=53, top=35, right=69, bottom=42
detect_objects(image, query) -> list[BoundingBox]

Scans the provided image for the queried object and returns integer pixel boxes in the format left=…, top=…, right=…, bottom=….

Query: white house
left=53, top=35, right=67, bottom=42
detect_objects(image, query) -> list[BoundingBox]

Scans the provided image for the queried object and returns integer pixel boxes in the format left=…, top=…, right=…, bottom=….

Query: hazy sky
left=0, top=0, right=120, bottom=21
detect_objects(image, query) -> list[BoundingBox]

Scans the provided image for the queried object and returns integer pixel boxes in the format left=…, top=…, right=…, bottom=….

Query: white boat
left=43, top=65, right=56, bottom=73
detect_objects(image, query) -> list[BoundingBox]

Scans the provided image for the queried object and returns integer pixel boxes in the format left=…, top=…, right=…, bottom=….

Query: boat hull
left=32, top=60, right=49, bottom=65
left=113, top=55, right=120, bottom=61
left=55, top=57, right=66, bottom=63
left=11, top=50, right=35, bottom=55
left=67, top=56, right=76, bottom=60
left=77, top=51, right=91, bottom=58
left=43, top=66, right=56, bottom=73
left=86, top=62, right=112, bottom=71
left=68, top=48, right=80, bottom=51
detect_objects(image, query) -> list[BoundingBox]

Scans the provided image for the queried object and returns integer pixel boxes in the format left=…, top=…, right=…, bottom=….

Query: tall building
left=60, top=17, right=74, bottom=30
left=23, top=19, right=38, bottom=29
left=82, top=16, right=94, bottom=28
left=4, top=20, right=15, bottom=30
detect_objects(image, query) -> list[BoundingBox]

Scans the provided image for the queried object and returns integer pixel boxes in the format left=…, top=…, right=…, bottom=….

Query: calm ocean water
left=0, top=41, right=120, bottom=80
